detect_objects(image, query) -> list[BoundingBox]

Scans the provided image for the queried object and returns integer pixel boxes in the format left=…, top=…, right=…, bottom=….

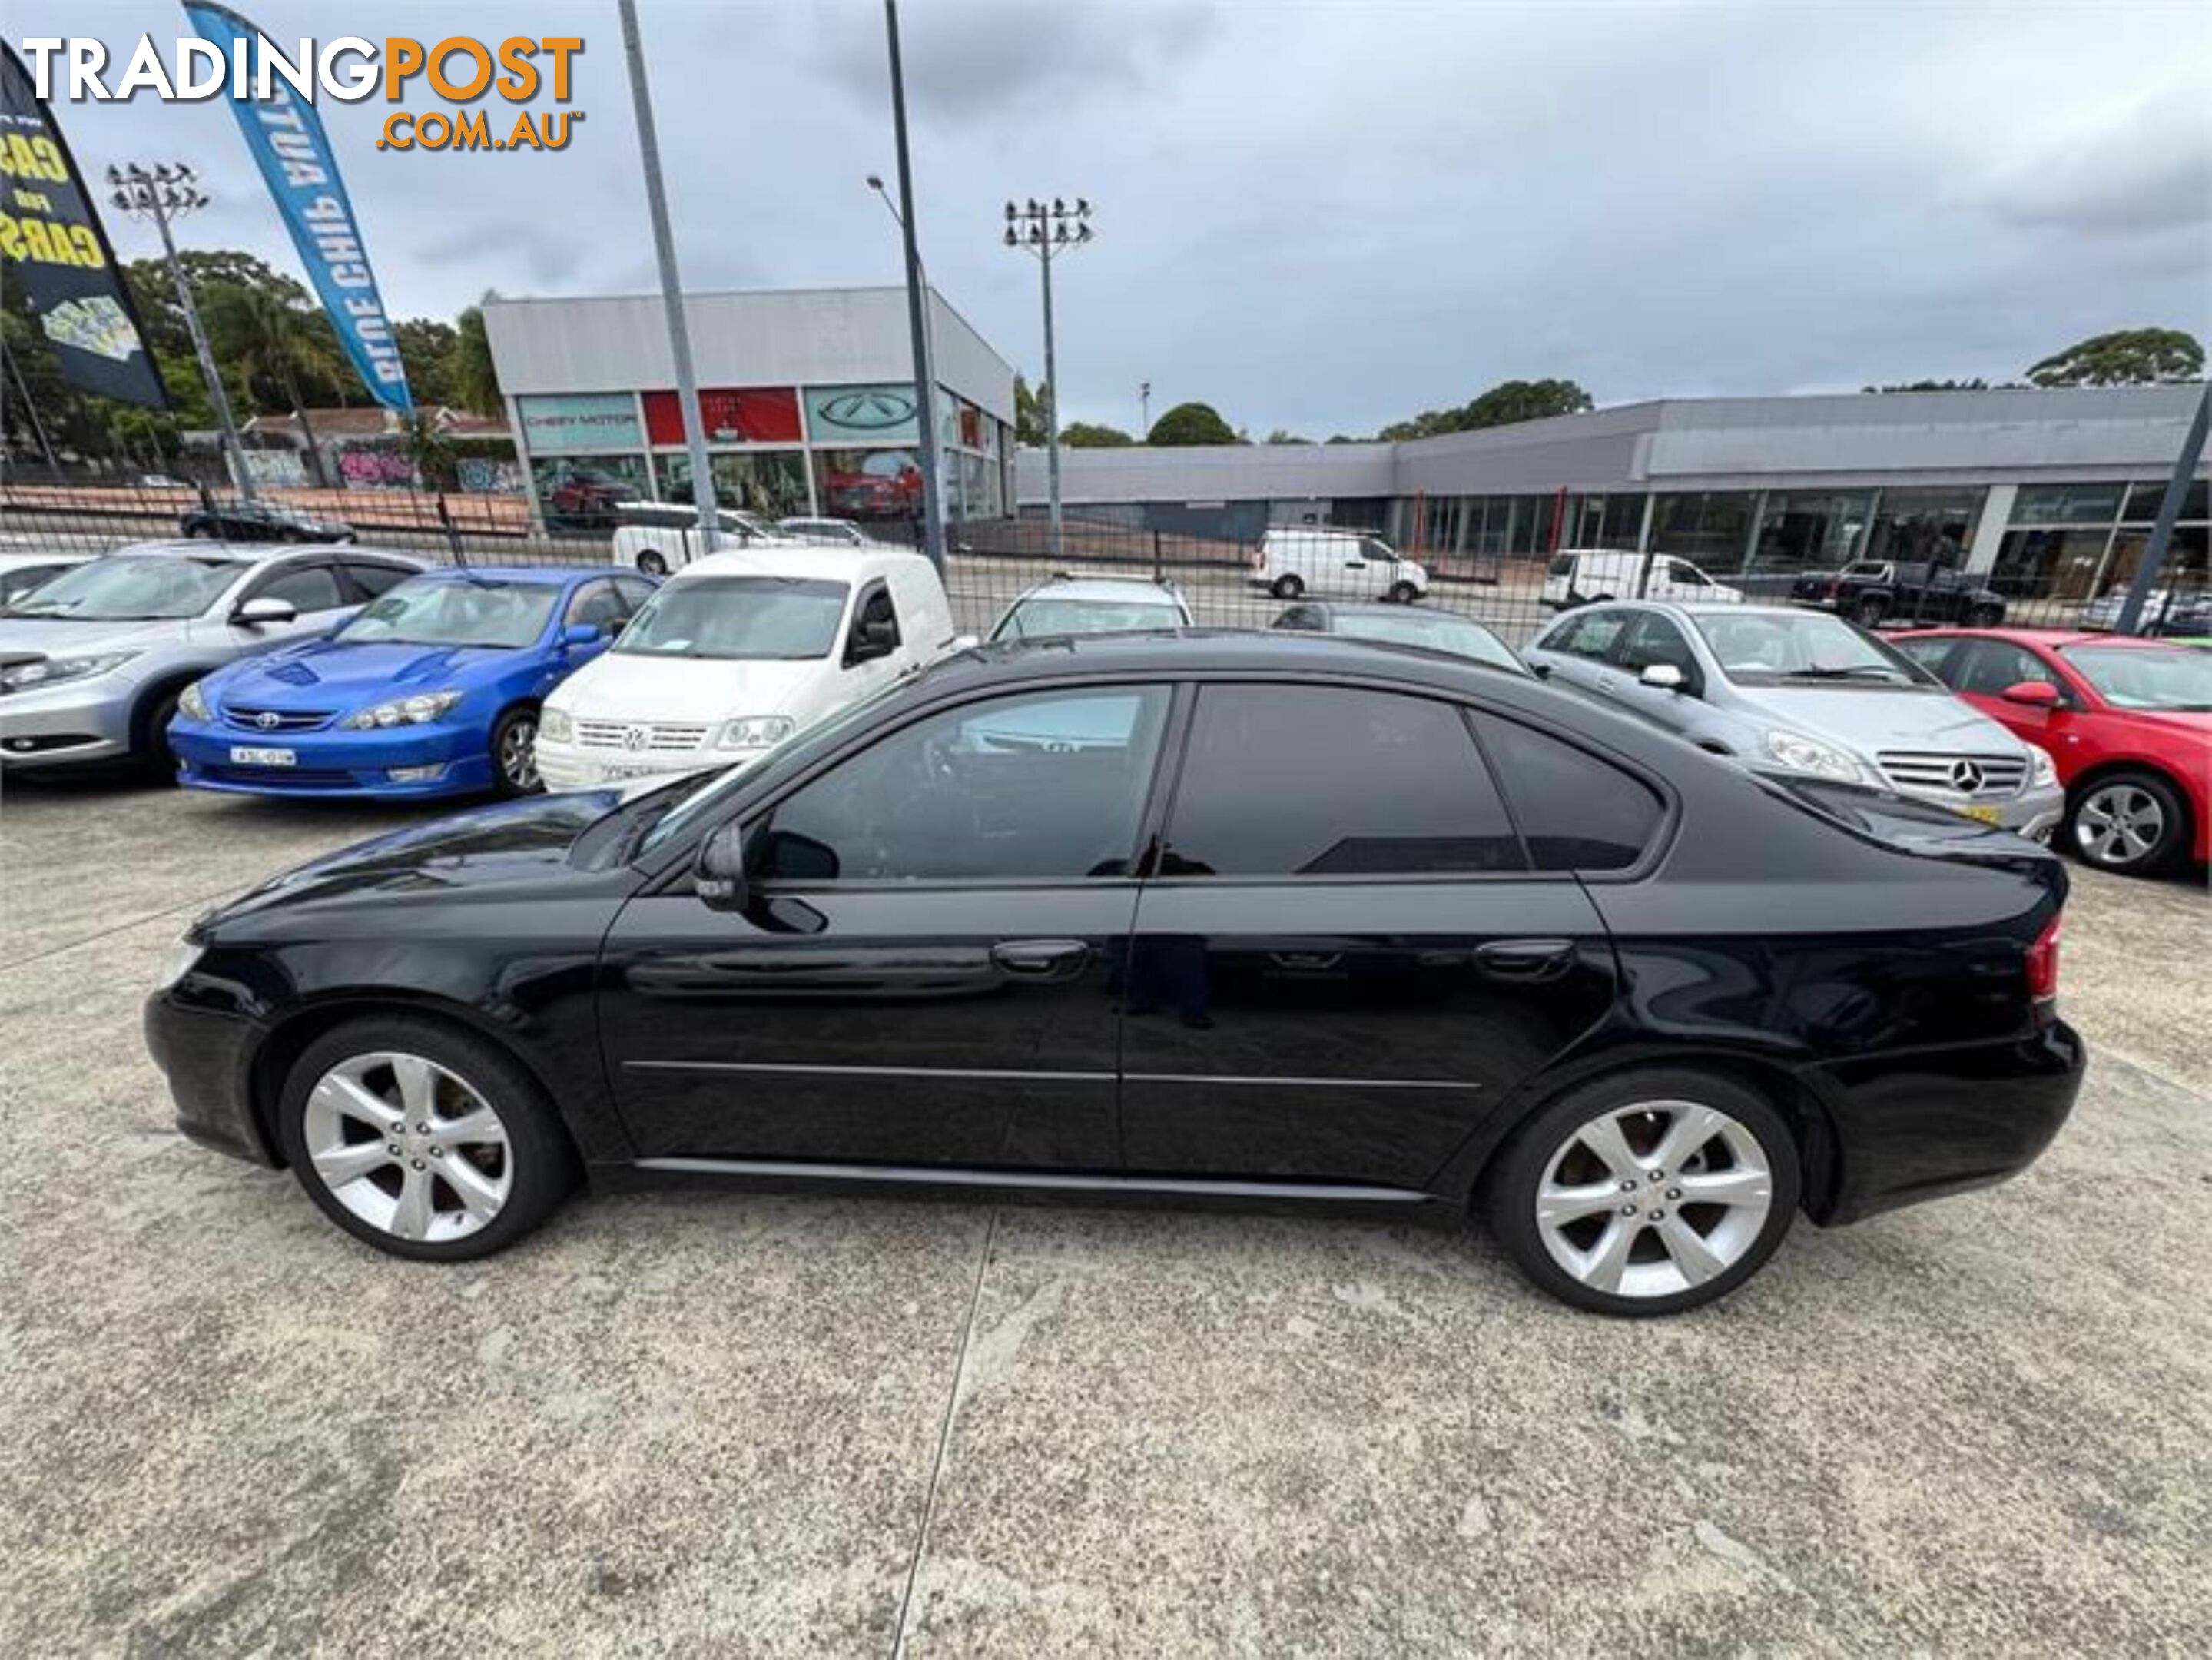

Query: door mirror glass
left=233, top=596, right=297, bottom=626
left=1640, top=662, right=1686, bottom=691
left=693, top=822, right=751, bottom=911
left=2001, top=679, right=2064, bottom=709
left=752, top=826, right=841, bottom=882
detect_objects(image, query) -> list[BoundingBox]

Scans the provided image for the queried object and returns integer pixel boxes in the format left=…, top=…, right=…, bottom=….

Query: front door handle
left=1476, top=938, right=1577, bottom=982
left=990, top=938, right=1091, bottom=980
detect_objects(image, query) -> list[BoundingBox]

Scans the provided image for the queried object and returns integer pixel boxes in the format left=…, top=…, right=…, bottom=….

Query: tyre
left=636, top=549, right=668, bottom=576
left=1852, top=593, right=1889, bottom=628
left=490, top=704, right=541, bottom=798
left=2067, top=769, right=2188, bottom=877
left=1388, top=580, right=1418, bottom=604
left=276, top=1014, right=579, bottom=1261
left=135, top=688, right=184, bottom=785
left=1483, top=1068, right=1799, bottom=1316
left=1271, top=574, right=1304, bottom=599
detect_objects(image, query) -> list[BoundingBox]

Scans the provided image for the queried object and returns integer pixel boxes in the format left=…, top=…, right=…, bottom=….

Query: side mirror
left=232, top=596, right=297, bottom=626
left=562, top=622, right=601, bottom=648
left=2001, top=679, right=2064, bottom=709
left=1528, top=660, right=1554, bottom=679
left=848, top=619, right=897, bottom=663
left=1640, top=662, right=1687, bottom=692
left=693, top=822, right=750, bottom=912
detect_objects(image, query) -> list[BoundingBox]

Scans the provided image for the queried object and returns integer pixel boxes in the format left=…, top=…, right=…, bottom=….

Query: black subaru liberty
left=147, top=631, right=2083, bottom=1315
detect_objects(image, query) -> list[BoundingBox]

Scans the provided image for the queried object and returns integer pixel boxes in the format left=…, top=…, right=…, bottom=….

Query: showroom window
left=1859, top=487, right=1985, bottom=567
left=654, top=452, right=811, bottom=519
left=1648, top=492, right=1757, bottom=568
left=532, top=456, right=649, bottom=526
left=1746, top=491, right=1874, bottom=576
left=1162, top=686, right=1525, bottom=877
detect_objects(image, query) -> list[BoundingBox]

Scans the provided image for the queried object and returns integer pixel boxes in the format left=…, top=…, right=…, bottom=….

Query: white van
left=1541, top=548, right=1743, bottom=610
left=1250, top=529, right=1429, bottom=602
left=611, top=503, right=797, bottom=576
left=537, top=545, right=959, bottom=792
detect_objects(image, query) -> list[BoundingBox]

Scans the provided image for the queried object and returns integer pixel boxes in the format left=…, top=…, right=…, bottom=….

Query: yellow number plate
left=1958, top=804, right=2003, bottom=825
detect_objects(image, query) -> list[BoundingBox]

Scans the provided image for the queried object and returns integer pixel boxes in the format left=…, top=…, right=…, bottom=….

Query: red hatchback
left=1892, top=628, right=2212, bottom=877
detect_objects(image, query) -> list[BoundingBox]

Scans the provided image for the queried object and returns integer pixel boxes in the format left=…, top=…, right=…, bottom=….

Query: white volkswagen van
left=1249, top=529, right=1429, bottom=602
left=536, top=545, right=959, bottom=791
left=1541, top=548, right=1743, bottom=610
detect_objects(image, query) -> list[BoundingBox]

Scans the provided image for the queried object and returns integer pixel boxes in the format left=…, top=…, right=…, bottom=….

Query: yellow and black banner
left=1, top=42, right=169, bottom=408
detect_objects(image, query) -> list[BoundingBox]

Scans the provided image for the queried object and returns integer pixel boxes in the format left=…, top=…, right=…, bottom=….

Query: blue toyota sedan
left=168, top=566, right=656, bottom=799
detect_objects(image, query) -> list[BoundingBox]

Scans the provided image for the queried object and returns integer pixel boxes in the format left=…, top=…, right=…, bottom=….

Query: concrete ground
left=2, top=778, right=2207, bottom=1657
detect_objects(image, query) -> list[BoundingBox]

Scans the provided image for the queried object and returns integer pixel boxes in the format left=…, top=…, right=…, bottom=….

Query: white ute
left=537, top=545, right=959, bottom=791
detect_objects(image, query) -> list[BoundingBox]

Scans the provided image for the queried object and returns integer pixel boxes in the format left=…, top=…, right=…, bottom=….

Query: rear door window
left=1161, top=685, right=1525, bottom=876
left=1477, top=717, right=1664, bottom=872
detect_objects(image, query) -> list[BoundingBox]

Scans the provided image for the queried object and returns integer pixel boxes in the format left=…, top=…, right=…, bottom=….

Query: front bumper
left=0, top=676, right=138, bottom=769
left=536, top=736, right=715, bottom=794
left=169, top=714, right=496, bottom=798
left=1889, top=778, right=2065, bottom=844
left=1810, top=1020, right=2084, bottom=1224
left=144, top=984, right=279, bottom=1167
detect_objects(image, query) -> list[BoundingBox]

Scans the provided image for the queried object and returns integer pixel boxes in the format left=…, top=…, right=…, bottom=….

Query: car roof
left=666, top=545, right=931, bottom=584
left=106, top=539, right=327, bottom=565
left=927, top=629, right=1557, bottom=699
left=0, top=549, right=93, bottom=567
left=1308, top=600, right=1477, bottom=621
left=403, top=564, right=605, bottom=587
left=1013, top=576, right=1182, bottom=605
left=1894, top=625, right=2184, bottom=651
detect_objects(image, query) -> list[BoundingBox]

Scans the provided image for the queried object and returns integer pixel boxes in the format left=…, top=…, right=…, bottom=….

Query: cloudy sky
left=25, top=2, right=2212, bottom=434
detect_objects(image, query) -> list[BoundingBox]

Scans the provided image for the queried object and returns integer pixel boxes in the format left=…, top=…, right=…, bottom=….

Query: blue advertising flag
left=181, top=2, right=413, bottom=413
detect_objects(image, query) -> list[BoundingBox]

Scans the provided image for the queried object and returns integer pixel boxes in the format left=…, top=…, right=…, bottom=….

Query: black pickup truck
left=1790, top=560, right=2007, bottom=628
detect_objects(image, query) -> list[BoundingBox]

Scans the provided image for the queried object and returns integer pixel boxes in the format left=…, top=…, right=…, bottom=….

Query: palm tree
left=202, top=285, right=349, bottom=485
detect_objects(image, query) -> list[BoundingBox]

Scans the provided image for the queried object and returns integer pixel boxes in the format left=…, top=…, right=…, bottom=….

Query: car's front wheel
left=2068, top=769, right=2187, bottom=876
left=277, top=1016, right=578, bottom=1261
left=1852, top=593, right=1889, bottom=627
left=1388, top=579, right=1419, bottom=604
left=1484, top=1069, right=1799, bottom=1316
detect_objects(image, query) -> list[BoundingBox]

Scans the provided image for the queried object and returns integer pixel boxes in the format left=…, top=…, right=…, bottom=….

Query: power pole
left=618, top=0, right=718, bottom=535
left=107, top=163, right=255, bottom=502
left=2114, top=380, right=2211, bottom=636
left=1140, top=380, right=1151, bottom=441
left=1005, top=197, right=1093, bottom=558
left=868, top=160, right=944, bottom=564
left=883, top=2, right=945, bottom=569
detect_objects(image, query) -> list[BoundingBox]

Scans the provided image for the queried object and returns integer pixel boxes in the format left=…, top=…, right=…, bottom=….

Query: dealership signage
left=519, top=392, right=642, bottom=454
left=806, top=384, right=919, bottom=444
left=642, top=387, right=801, bottom=447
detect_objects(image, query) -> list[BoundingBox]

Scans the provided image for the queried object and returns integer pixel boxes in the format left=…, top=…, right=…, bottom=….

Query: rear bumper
left=1807, top=1021, right=2084, bottom=1224
left=144, top=987, right=279, bottom=1167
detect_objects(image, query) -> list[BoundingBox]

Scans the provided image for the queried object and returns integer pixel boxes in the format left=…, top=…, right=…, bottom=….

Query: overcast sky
left=25, top=2, right=2212, bottom=434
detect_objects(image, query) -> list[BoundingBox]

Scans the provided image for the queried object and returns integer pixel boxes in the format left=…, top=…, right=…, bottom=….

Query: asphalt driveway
left=2, top=779, right=2207, bottom=1655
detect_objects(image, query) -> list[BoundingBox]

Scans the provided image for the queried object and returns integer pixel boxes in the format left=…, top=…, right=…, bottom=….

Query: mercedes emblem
left=1948, top=759, right=1985, bottom=793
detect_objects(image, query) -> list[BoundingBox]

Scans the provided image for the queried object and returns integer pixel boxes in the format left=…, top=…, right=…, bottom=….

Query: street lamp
left=1003, top=195, right=1093, bottom=557
left=107, top=161, right=255, bottom=501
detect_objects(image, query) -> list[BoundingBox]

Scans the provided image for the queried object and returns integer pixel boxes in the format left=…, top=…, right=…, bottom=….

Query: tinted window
left=256, top=564, right=344, bottom=612
left=758, top=687, right=1172, bottom=882
left=1952, top=640, right=2050, bottom=697
left=343, top=561, right=413, bottom=599
left=1163, top=686, right=1524, bottom=876
left=1480, top=718, right=1663, bottom=872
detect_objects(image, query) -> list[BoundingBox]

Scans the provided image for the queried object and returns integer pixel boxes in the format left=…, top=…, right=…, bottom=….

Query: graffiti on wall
left=456, top=457, right=524, bottom=493
left=337, top=447, right=417, bottom=488
left=240, top=449, right=308, bottom=486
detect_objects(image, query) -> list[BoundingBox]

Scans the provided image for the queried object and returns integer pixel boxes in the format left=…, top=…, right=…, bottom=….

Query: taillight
left=2025, top=911, right=2062, bottom=1006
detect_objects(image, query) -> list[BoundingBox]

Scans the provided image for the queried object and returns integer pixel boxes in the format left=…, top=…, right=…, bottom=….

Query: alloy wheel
left=2074, top=783, right=2164, bottom=868
left=499, top=715, right=540, bottom=792
left=1533, top=1099, right=1773, bottom=1299
left=300, top=1051, right=513, bottom=1243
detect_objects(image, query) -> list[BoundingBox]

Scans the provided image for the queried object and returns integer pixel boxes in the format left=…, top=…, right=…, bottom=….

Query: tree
left=1325, top=433, right=1362, bottom=445
left=453, top=303, right=502, bottom=416
left=2026, top=329, right=2204, bottom=388
left=1862, top=378, right=1991, bottom=393
left=400, top=412, right=459, bottom=490
left=1264, top=428, right=1310, bottom=445
left=1013, top=374, right=1050, bottom=446
left=1060, top=421, right=1133, bottom=447
left=1146, top=400, right=1237, bottom=446
left=394, top=318, right=459, bottom=409
left=1376, top=377, right=1595, bottom=442
left=201, top=284, right=350, bottom=482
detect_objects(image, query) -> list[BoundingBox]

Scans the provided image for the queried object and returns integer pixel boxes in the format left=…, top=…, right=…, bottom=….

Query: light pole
left=1004, top=197, right=1093, bottom=557
left=107, top=162, right=254, bottom=502
left=881, top=1, right=945, bottom=569
left=1139, top=380, right=1151, bottom=441
left=867, top=171, right=943, bottom=545
left=618, top=0, right=718, bottom=534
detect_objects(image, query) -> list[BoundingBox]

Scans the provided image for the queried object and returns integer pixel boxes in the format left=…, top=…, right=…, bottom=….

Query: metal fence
left=2, top=477, right=2203, bottom=652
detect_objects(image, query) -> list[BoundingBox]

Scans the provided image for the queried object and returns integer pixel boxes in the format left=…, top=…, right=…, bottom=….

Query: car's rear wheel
left=2068, top=769, right=2187, bottom=877
left=1271, top=574, right=1303, bottom=599
left=135, top=688, right=184, bottom=785
left=636, top=549, right=668, bottom=576
left=1388, top=580, right=1418, bottom=604
left=1852, top=593, right=1889, bottom=627
left=276, top=1016, right=578, bottom=1261
left=491, top=705, right=541, bottom=798
left=1484, top=1069, right=1799, bottom=1316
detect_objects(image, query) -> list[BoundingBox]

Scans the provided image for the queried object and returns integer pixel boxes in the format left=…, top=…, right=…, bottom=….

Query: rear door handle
left=1476, top=939, right=1577, bottom=981
left=990, top=938, right=1092, bottom=979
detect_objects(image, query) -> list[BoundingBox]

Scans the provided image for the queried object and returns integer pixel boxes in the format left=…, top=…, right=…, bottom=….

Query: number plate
left=229, top=745, right=296, bottom=767
left=1958, top=803, right=2002, bottom=825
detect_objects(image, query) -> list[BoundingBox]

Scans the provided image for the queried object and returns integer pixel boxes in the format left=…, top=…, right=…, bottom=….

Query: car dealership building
left=1016, top=385, right=2211, bottom=607
left=483, top=286, right=1019, bottom=530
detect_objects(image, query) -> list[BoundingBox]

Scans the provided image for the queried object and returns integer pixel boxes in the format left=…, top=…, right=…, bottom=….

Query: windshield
left=994, top=597, right=1183, bottom=640
left=616, top=576, right=850, bottom=661
left=1, top=554, right=242, bottom=621
left=2060, top=645, right=2212, bottom=711
left=636, top=675, right=911, bottom=858
left=337, top=578, right=559, bottom=649
left=1690, top=610, right=1932, bottom=686
left=1328, top=609, right=1523, bottom=670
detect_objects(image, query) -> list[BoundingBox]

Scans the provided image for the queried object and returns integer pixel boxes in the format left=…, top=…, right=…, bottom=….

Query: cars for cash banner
left=0, top=44, right=168, bottom=407
left=182, top=2, right=413, bottom=413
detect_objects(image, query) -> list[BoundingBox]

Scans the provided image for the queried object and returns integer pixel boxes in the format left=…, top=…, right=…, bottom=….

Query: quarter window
left=342, top=561, right=413, bottom=599
left=1479, top=717, right=1663, bottom=872
left=754, top=686, right=1172, bottom=883
left=1162, top=686, right=1524, bottom=877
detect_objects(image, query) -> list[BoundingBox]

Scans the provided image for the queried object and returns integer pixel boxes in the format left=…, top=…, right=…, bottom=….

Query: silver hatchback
left=0, top=541, right=424, bottom=778
left=1524, top=602, right=2064, bottom=838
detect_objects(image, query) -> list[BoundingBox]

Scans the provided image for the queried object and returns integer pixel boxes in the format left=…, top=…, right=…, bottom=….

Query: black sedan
left=145, top=632, right=2083, bottom=1316
left=180, top=499, right=357, bottom=544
